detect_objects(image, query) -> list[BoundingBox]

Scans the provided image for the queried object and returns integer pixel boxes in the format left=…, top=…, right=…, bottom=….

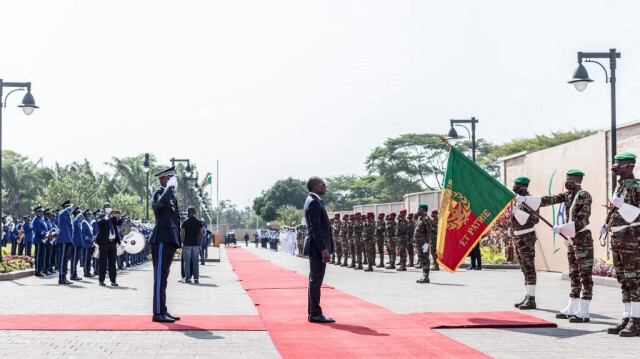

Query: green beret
left=514, top=176, right=530, bottom=185
left=566, top=169, right=585, bottom=177
left=615, top=152, right=636, bottom=161
left=418, top=203, right=428, bottom=210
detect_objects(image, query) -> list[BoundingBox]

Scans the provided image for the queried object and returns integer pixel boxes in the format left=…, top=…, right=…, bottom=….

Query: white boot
left=557, top=297, right=578, bottom=318
left=630, top=302, right=640, bottom=318
left=526, top=284, right=536, bottom=297
left=624, top=302, right=631, bottom=318
left=569, top=299, right=591, bottom=322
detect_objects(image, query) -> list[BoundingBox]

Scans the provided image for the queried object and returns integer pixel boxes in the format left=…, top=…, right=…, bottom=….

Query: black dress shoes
left=35, top=272, right=45, bottom=277
left=99, top=281, right=106, bottom=286
left=166, top=312, right=181, bottom=321
left=466, top=266, right=476, bottom=270
left=152, top=314, right=175, bottom=323
left=111, top=282, right=119, bottom=287
left=71, top=276, right=82, bottom=281
left=58, top=279, right=72, bottom=285
left=308, top=315, right=335, bottom=323
left=84, top=273, right=94, bottom=278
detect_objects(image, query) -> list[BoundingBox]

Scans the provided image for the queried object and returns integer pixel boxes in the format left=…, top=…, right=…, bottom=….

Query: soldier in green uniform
left=331, top=213, right=341, bottom=264
left=396, top=209, right=409, bottom=271
left=511, top=176, right=540, bottom=310
left=362, top=212, right=376, bottom=272
left=375, top=212, right=386, bottom=268
left=385, top=212, right=397, bottom=270
left=604, top=153, right=640, bottom=336
left=407, top=212, right=416, bottom=267
left=353, top=212, right=364, bottom=270
left=430, top=210, right=440, bottom=271
left=414, top=204, right=432, bottom=283
left=296, top=224, right=304, bottom=257
left=347, top=213, right=356, bottom=268
left=521, top=169, right=594, bottom=321
left=339, top=213, right=350, bottom=267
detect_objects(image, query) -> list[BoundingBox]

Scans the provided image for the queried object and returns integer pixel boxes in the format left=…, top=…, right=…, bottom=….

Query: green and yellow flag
left=437, top=145, right=514, bottom=272
left=201, top=173, right=212, bottom=188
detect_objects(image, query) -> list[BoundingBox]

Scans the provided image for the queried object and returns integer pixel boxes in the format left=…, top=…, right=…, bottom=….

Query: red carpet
left=227, top=248, right=556, bottom=359
left=0, top=315, right=265, bottom=331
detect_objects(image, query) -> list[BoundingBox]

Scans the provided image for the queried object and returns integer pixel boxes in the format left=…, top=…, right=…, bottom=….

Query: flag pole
left=519, top=201, right=570, bottom=240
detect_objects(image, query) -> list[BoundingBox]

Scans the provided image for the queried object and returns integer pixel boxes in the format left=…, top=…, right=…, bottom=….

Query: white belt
left=611, top=222, right=640, bottom=234
left=577, top=227, right=589, bottom=234
left=514, top=228, right=535, bottom=236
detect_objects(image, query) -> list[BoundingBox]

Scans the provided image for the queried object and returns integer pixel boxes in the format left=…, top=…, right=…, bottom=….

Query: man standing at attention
left=303, top=176, right=334, bottom=324
left=150, top=166, right=182, bottom=323
left=181, top=206, right=203, bottom=284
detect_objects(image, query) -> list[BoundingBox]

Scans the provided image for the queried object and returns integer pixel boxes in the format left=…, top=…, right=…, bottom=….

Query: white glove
left=511, top=204, right=519, bottom=213
left=515, top=195, right=526, bottom=204
left=507, top=228, right=512, bottom=236
left=552, top=225, right=562, bottom=234
left=599, top=224, right=608, bottom=236
left=563, top=238, right=574, bottom=248
left=167, top=176, right=178, bottom=189
left=612, top=195, right=624, bottom=208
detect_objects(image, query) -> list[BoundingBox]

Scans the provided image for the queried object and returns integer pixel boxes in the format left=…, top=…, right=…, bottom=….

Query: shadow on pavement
left=328, top=323, right=390, bottom=336
left=534, top=307, right=614, bottom=320
left=498, top=326, right=596, bottom=338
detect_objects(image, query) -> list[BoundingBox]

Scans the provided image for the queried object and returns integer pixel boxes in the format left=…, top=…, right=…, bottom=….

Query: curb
left=0, top=268, right=35, bottom=281
left=561, top=273, right=618, bottom=288
left=459, top=263, right=520, bottom=270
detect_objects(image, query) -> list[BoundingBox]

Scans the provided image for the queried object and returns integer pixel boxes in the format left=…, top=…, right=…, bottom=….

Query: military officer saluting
left=603, top=153, right=640, bottom=336
left=511, top=177, right=540, bottom=310
left=150, top=166, right=182, bottom=323
left=520, top=169, right=594, bottom=322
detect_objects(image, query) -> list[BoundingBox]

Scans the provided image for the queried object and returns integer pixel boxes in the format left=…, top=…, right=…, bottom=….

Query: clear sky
left=2, top=1, right=639, bottom=207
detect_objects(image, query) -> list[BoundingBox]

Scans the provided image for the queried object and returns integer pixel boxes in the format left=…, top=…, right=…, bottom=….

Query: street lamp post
left=447, top=117, right=479, bottom=162
left=0, top=80, right=38, bottom=216
left=142, top=153, right=150, bottom=221
left=568, top=48, right=621, bottom=193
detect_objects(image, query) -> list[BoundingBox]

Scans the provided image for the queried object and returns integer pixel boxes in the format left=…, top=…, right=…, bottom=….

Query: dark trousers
left=470, top=244, right=482, bottom=268
left=308, top=254, right=327, bottom=317
left=18, top=242, right=25, bottom=255
left=34, top=243, right=43, bottom=273
left=44, top=243, right=53, bottom=271
left=56, top=242, right=71, bottom=281
left=152, top=243, right=178, bottom=315
left=10, top=241, right=17, bottom=255
left=99, top=242, right=118, bottom=283
left=83, top=248, right=94, bottom=275
left=24, top=243, right=32, bottom=257
left=70, top=246, right=82, bottom=277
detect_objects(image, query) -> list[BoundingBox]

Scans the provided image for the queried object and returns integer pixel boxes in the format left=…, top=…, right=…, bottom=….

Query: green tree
left=1, top=151, right=49, bottom=216
left=43, top=161, right=107, bottom=211
left=253, top=177, right=307, bottom=222
left=276, top=205, right=303, bottom=227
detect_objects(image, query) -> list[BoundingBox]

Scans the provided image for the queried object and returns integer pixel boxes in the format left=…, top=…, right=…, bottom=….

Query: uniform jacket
left=32, top=216, right=47, bottom=244
left=540, top=190, right=591, bottom=233
left=23, top=222, right=33, bottom=244
left=56, top=207, right=74, bottom=244
left=81, top=220, right=94, bottom=248
left=149, top=186, right=181, bottom=246
left=303, top=193, right=333, bottom=256
left=72, top=215, right=84, bottom=247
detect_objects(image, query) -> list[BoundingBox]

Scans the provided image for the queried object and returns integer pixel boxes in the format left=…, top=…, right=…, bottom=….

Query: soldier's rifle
left=599, top=183, right=625, bottom=247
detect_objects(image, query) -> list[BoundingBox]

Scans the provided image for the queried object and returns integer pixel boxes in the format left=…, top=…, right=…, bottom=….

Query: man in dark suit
left=303, top=176, right=335, bottom=323
left=149, top=166, right=182, bottom=323
left=95, top=202, right=124, bottom=286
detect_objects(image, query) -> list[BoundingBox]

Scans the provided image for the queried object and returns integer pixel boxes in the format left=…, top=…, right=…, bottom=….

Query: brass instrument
left=16, top=224, right=24, bottom=244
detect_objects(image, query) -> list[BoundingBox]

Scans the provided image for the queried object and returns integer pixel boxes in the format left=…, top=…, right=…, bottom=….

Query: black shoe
left=166, top=312, right=181, bottom=321
left=99, top=281, right=106, bottom=286
left=185, top=279, right=192, bottom=283
left=555, top=313, right=572, bottom=319
left=152, top=314, right=175, bottom=323
left=71, top=276, right=82, bottom=281
left=474, top=267, right=482, bottom=270
left=194, top=279, right=199, bottom=284
left=35, top=272, right=45, bottom=277
left=58, top=279, right=72, bottom=285
left=43, top=271, right=52, bottom=276
left=84, top=273, right=94, bottom=278
left=466, top=266, right=476, bottom=270
left=569, top=316, right=590, bottom=323
left=111, top=282, right=119, bottom=287
left=308, top=314, right=335, bottom=323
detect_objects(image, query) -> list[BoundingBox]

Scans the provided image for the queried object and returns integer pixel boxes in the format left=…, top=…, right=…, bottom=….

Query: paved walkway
left=1, top=245, right=638, bottom=358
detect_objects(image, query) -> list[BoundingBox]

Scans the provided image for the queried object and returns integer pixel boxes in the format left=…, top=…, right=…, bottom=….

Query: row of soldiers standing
left=296, top=205, right=440, bottom=283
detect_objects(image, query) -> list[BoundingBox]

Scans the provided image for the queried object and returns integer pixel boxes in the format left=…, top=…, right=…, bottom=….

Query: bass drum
left=121, top=230, right=147, bottom=254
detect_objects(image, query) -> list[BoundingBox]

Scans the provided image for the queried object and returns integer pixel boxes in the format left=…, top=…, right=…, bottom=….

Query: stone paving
left=1, top=244, right=639, bottom=358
